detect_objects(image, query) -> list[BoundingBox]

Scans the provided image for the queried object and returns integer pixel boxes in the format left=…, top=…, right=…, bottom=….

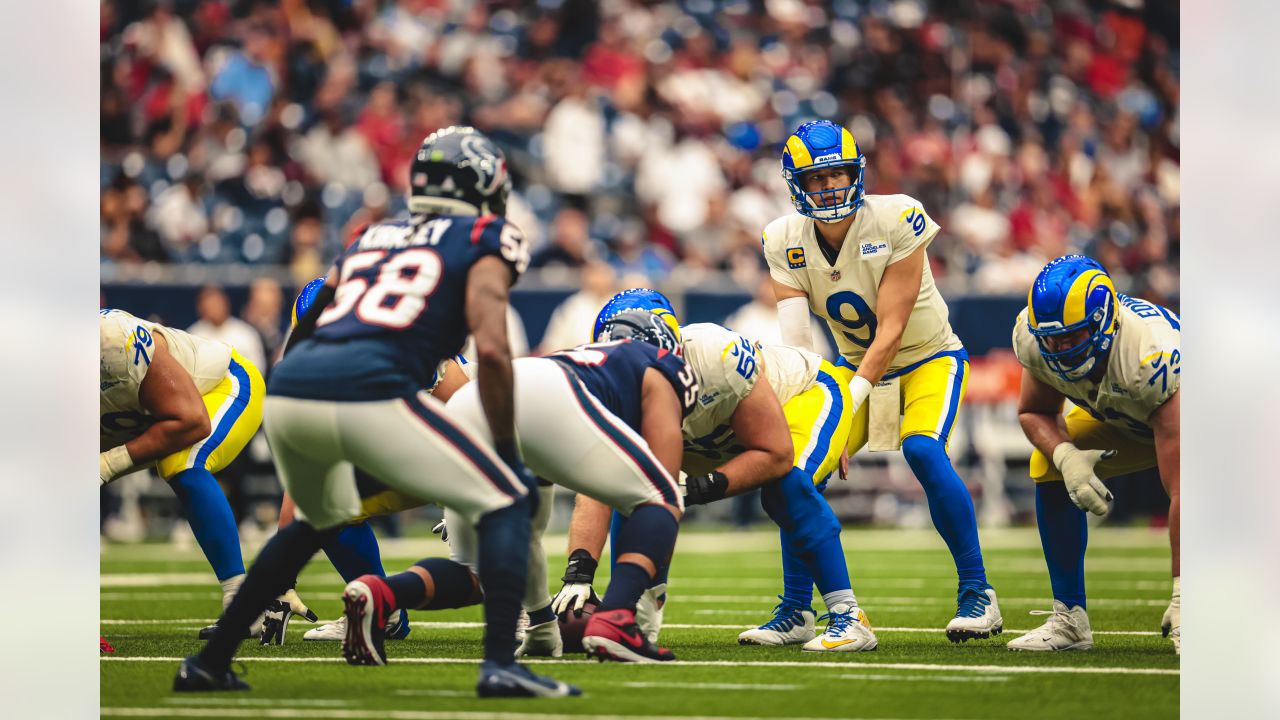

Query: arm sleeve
left=777, top=296, right=815, bottom=352
left=889, top=196, right=941, bottom=263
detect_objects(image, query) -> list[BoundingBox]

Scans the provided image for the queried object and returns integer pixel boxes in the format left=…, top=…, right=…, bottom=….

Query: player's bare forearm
left=129, top=335, right=211, bottom=466
left=857, top=247, right=923, bottom=383
left=567, top=493, right=612, bottom=559
left=715, top=376, right=793, bottom=495
left=1151, top=391, right=1180, bottom=575
left=1016, top=371, right=1070, bottom=458
left=466, top=256, right=517, bottom=445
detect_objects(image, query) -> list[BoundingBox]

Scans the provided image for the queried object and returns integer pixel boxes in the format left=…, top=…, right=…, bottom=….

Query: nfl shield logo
left=830, top=270, right=841, bottom=281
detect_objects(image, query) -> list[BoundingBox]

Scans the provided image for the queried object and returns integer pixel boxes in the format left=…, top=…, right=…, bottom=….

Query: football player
left=349, top=310, right=694, bottom=664
left=100, top=307, right=265, bottom=633
left=550, top=289, right=877, bottom=653
left=174, top=126, right=577, bottom=698
left=1007, top=256, right=1180, bottom=654
left=761, top=120, right=1001, bottom=642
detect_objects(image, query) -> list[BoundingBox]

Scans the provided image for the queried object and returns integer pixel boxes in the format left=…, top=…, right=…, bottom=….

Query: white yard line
left=97, top=618, right=1161, bottom=636
left=104, top=709, right=970, bottom=720
left=621, top=682, right=801, bottom=691
left=832, top=673, right=1010, bottom=683
left=100, top=656, right=1179, bottom=676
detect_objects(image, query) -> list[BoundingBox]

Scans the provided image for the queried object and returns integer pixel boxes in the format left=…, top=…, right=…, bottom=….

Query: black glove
left=684, top=470, right=730, bottom=506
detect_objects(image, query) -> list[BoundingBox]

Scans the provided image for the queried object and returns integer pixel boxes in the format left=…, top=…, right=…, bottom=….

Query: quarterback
left=761, top=120, right=1000, bottom=641
left=100, top=308, right=264, bottom=629
left=1008, top=256, right=1180, bottom=654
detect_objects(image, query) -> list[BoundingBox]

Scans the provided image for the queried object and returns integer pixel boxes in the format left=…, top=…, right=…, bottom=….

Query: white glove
left=848, top=375, right=872, bottom=415
left=100, top=446, right=133, bottom=486
left=259, top=589, right=320, bottom=646
left=1052, top=443, right=1115, bottom=515
left=432, top=519, right=448, bottom=543
left=1162, top=577, right=1180, bottom=648
left=550, top=583, right=597, bottom=616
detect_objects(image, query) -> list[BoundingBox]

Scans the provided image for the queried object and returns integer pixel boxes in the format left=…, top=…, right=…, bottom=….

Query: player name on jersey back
left=269, top=214, right=527, bottom=402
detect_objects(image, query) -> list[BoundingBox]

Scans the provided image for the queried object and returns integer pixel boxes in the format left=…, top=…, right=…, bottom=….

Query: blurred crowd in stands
left=102, top=0, right=1179, bottom=305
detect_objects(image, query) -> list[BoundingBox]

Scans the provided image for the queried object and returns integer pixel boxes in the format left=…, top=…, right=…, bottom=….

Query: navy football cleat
left=476, top=659, right=581, bottom=698
left=173, top=656, right=250, bottom=692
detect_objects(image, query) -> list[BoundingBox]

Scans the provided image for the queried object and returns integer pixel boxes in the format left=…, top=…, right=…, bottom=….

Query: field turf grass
left=102, top=526, right=1177, bottom=719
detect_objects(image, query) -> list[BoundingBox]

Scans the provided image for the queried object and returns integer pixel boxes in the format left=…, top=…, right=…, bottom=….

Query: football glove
left=1162, top=577, right=1180, bottom=642
left=551, top=549, right=600, bottom=616
left=684, top=471, right=729, bottom=506
left=1052, top=444, right=1116, bottom=516
left=258, top=589, right=320, bottom=646
left=432, top=519, right=448, bottom=543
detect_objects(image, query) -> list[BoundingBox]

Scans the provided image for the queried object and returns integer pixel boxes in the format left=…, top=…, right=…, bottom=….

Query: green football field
left=101, top=526, right=1178, bottom=719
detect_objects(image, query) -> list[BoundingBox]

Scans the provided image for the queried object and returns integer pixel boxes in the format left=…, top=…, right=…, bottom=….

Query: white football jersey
left=100, top=309, right=233, bottom=450
left=679, top=322, right=821, bottom=475
left=762, top=194, right=963, bottom=373
left=1012, top=296, right=1181, bottom=437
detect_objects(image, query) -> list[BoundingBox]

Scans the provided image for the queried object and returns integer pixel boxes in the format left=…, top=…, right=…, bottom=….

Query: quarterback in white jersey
left=100, top=308, right=266, bottom=632
left=551, top=290, right=877, bottom=654
left=761, top=120, right=1000, bottom=642
left=1008, top=256, right=1181, bottom=654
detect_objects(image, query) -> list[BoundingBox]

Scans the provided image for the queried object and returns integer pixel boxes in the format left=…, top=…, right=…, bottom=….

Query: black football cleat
left=581, top=607, right=675, bottom=663
left=476, top=659, right=581, bottom=698
left=173, top=656, right=250, bottom=692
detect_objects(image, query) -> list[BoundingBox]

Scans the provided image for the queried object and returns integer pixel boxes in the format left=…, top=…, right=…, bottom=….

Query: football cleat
left=341, top=576, right=394, bottom=666
left=304, top=608, right=411, bottom=642
left=1007, top=600, right=1093, bottom=652
left=635, top=582, right=666, bottom=644
left=172, top=656, right=250, bottom=692
left=197, top=618, right=264, bottom=641
left=581, top=607, right=676, bottom=663
left=946, top=586, right=1003, bottom=642
left=516, top=619, right=564, bottom=658
left=100, top=635, right=116, bottom=654
left=801, top=604, right=877, bottom=652
left=738, top=598, right=817, bottom=646
left=476, top=659, right=581, bottom=698
left=386, top=608, right=412, bottom=640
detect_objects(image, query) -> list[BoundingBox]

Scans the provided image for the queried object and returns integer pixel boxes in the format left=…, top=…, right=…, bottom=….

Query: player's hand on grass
left=1052, top=444, right=1115, bottom=515
left=259, top=589, right=319, bottom=646
left=552, top=549, right=600, bottom=616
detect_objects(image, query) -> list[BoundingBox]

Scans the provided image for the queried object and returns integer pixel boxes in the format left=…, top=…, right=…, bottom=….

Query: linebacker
left=761, top=119, right=1000, bottom=641
left=100, top=308, right=264, bottom=632
left=1008, top=256, right=1180, bottom=654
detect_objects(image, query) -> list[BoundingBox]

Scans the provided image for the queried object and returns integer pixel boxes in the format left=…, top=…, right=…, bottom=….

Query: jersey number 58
left=318, top=249, right=443, bottom=330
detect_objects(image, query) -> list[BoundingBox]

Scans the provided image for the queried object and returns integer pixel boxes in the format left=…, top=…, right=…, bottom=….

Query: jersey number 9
left=825, top=291, right=877, bottom=348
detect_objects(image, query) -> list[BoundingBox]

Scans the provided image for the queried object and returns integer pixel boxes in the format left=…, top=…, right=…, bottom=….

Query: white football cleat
left=801, top=604, right=877, bottom=652
left=515, top=619, right=564, bottom=658
left=1007, top=600, right=1093, bottom=651
left=304, top=616, right=346, bottom=641
left=946, top=586, right=1003, bottom=642
left=738, top=599, right=816, bottom=646
left=635, top=582, right=666, bottom=644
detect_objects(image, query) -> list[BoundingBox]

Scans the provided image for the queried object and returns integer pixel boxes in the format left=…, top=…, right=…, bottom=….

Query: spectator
left=241, top=277, right=286, bottom=363
left=538, top=261, right=617, bottom=353
left=187, top=285, right=267, bottom=372
left=531, top=207, right=595, bottom=270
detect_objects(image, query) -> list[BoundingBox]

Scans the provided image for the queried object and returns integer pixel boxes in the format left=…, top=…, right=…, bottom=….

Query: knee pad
left=414, top=558, right=481, bottom=610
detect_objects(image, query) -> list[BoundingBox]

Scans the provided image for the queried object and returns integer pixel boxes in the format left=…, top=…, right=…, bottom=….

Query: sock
left=600, top=504, right=679, bottom=610
left=321, top=522, right=385, bottom=583
left=609, top=510, right=624, bottom=574
left=821, top=589, right=858, bottom=613
left=220, top=574, right=244, bottom=609
left=1035, top=480, right=1088, bottom=609
left=527, top=602, right=556, bottom=626
left=778, top=527, right=815, bottom=610
left=476, top=499, right=531, bottom=665
left=901, top=435, right=988, bottom=589
left=197, top=521, right=331, bottom=670
left=600, top=562, right=651, bottom=611
left=385, top=558, right=480, bottom=611
left=168, top=468, right=245, bottom=581
left=523, top=484, right=555, bottom=612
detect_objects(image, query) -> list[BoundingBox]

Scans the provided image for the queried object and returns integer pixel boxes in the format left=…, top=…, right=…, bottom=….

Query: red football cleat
left=100, top=635, right=116, bottom=654
left=581, top=607, right=676, bottom=663
left=341, top=576, right=396, bottom=666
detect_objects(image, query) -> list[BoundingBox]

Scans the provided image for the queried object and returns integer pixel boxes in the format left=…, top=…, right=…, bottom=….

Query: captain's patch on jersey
left=786, top=247, right=807, bottom=268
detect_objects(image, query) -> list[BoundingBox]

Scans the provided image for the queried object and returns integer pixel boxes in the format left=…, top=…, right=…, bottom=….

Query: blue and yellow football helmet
left=1027, top=256, right=1119, bottom=382
left=291, top=276, right=328, bottom=328
left=781, top=120, right=866, bottom=222
left=597, top=309, right=682, bottom=357
left=592, top=288, right=681, bottom=353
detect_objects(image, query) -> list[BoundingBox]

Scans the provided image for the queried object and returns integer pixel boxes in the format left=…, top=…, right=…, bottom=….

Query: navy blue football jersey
left=547, top=340, right=698, bottom=432
left=270, top=214, right=528, bottom=400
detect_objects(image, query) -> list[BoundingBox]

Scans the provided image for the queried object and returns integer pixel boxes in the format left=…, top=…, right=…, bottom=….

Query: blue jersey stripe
left=192, top=357, right=252, bottom=470
left=800, top=370, right=844, bottom=478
